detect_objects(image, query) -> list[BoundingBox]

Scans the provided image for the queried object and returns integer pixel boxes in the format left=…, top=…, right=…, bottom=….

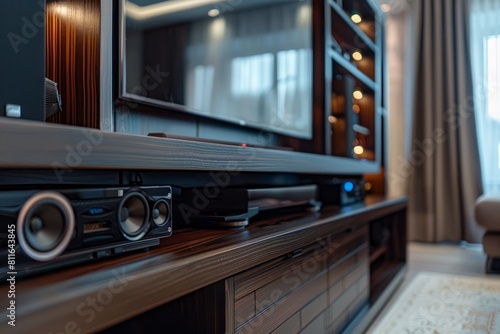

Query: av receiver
left=0, top=186, right=172, bottom=278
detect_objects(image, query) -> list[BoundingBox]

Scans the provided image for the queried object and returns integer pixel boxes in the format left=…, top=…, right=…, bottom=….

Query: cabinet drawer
left=232, top=226, right=369, bottom=334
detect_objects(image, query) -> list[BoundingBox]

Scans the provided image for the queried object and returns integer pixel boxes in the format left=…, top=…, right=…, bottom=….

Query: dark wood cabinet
left=369, top=209, right=407, bottom=304
left=232, top=227, right=368, bottom=334
left=4, top=197, right=407, bottom=334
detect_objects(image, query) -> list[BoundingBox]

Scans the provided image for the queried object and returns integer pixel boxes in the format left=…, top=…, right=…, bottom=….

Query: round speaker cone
left=17, top=191, right=75, bottom=262
left=118, top=192, right=150, bottom=240
left=152, top=200, right=170, bottom=226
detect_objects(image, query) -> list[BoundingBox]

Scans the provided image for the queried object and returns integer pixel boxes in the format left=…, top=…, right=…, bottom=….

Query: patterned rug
left=369, top=272, right=500, bottom=334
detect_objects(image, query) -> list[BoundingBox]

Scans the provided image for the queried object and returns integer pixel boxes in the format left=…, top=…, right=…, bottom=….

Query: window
left=486, top=35, right=500, bottom=122
left=470, top=1, right=500, bottom=193
left=231, top=53, right=274, bottom=96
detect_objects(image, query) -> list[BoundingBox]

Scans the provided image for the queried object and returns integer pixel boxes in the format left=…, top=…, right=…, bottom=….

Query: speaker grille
left=17, top=191, right=75, bottom=262
left=118, top=191, right=150, bottom=241
left=152, top=200, right=170, bottom=226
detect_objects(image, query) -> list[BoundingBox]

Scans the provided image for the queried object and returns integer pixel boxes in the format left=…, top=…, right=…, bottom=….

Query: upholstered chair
left=475, top=194, right=500, bottom=274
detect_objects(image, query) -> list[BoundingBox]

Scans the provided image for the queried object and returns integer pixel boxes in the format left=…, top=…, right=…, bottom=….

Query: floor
left=404, top=241, right=487, bottom=280
left=366, top=241, right=489, bottom=332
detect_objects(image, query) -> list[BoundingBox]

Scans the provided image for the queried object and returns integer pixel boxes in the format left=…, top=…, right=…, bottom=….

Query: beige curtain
left=408, top=0, right=484, bottom=243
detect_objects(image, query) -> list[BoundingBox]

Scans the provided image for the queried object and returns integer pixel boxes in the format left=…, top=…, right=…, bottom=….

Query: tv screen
left=121, top=0, right=313, bottom=139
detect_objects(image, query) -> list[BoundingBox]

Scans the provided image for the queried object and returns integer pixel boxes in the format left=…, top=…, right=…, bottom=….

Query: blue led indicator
left=89, top=208, right=105, bottom=216
left=344, top=182, right=354, bottom=192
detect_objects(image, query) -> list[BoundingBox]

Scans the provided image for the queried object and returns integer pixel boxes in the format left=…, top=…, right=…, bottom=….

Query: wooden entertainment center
left=0, top=159, right=406, bottom=334
left=0, top=0, right=407, bottom=333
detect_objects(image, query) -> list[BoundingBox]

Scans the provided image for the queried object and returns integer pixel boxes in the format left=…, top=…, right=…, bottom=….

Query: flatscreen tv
left=117, top=0, right=382, bottom=175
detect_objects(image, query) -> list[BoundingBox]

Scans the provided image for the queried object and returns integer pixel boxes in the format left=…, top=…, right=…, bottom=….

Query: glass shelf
left=329, top=61, right=376, bottom=161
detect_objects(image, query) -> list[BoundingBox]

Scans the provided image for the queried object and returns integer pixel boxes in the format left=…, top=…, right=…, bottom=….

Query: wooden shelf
left=330, top=48, right=377, bottom=91
left=368, top=207, right=407, bottom=305
left=370, top=243, right=388, bottom=263
left=370, top=261, right=405, bottom=304
left=328, top=0, right=378, bottom=53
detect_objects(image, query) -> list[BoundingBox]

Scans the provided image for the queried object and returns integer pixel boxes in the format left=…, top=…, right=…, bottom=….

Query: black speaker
left=0, top=0, right=46, bottom=121
left=0, top=186, right=172, bottom=278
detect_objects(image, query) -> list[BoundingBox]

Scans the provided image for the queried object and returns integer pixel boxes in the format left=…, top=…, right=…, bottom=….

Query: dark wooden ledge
left=0, top=118, right=379, bottom=174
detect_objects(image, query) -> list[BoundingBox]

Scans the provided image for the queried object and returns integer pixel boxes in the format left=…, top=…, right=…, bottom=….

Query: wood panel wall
left=45, top=0, right=101, bottom=128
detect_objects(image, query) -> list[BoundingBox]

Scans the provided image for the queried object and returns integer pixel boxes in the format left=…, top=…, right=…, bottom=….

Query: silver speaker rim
left=17, top=191, right=75, bottom=262
left=152, top=199, right=170, bottom=226
left=118, top=191, right=150, bottom=241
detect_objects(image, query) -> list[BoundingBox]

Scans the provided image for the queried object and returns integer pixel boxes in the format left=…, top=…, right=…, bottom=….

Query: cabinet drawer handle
left=287, top=249, right=303, bottom=259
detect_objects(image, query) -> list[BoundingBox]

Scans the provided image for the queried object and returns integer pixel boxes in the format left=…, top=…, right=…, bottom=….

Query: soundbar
left=176, top=185, right=320, bottom=228
left=0, top=186, right=172, bottom=278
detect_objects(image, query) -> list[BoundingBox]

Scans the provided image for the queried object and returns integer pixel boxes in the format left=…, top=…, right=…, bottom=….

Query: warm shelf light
left=353, top=90, right=363, bottom=100
left=208, top=9, right=220, bottom=17
left=351, top=13, right=362, bottom=24
left=328, top=115, right=338, bottom=123
left=352, top=104, right=361, bottom=113
left=353, top=146, right=364, bottom=155
left=352, top=51, right=363, bottom=61
left=364, top=182, right=372, bottom=191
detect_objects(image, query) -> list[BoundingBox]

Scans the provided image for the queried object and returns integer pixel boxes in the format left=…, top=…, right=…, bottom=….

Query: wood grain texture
left=46, top=0, right=100, bottom=128
left=271, top=312, right=301, bottom=334
left=232, top=228, right=368, bottom=333
left=226, top=277, right=237, bottom=334
left=235, top=292, right=256, bottom=327
left=234, top=242, right=322, bottom=300
left=101, top=280, right=226, bottom=334
left=0, top=118, right=380, bottom=174
left=301, top=292, right=328, bottom=328
left=0, top=196, right=407, bottom=333
left=236, top=273, right=328, bottom=334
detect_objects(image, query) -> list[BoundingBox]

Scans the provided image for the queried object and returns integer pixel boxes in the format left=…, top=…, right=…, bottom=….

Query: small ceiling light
left=351, top=13, right=362, bottom=24
left=208, top=8, right=220, bottom=17
left=352, top=51, right=363, bottom=61
left=353, top=90, right=363, bottom=100
left=354, top=145, right=364, bottom=155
